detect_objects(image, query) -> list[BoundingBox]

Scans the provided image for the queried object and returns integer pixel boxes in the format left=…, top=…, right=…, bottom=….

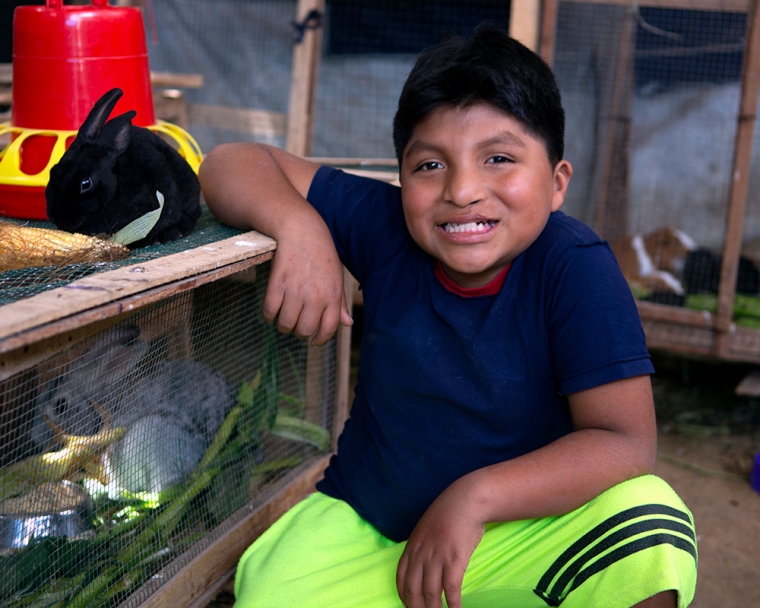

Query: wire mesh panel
left=314, top=0, right=511, bottom=158
left=146, top=0, right=300, bottom=152
left=146, top=0, right=511, bottom=158
left=552, top=0, right=760, bottom=328
left=0, top=261, right=337, bottom=607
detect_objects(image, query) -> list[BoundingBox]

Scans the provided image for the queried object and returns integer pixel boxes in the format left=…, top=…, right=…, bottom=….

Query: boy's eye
left=415, top=161, right=443, bottom=172
left=487, top=155, right=511, bottom=164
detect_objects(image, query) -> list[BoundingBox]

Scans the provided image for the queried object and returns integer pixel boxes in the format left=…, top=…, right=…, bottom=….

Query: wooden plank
left=187, top=103, right=286, bottom=138
left=0, top=67, right=203, bottom=88
left=509, top=0, right=542, bottom=51
left=592, top=9, right=635, bottom=241
left=637, top=300, right=715, bottom=327
left=726, top=323, right=760, bottom=361
left=150, top=71, right=204, bottom=89
left=714, top=0, right=760, bottom=355
left=286, top=0, right=324, bottom=156
left=562, top=0, right=748, bottom=11
left=132, top=455, right=330, bottom=608
left=539, top=0, right=561, bottom=66
left=0, top=230, right=276, bottom=348
left=642, top=319, right=715, bottom=354
left=0, top=254, right=276, bottom=381
left=332, top=267, right=356, bottom=450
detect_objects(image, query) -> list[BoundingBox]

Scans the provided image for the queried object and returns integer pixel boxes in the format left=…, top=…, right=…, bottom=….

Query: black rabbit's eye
left=54, top=397, right=68, bottom=417
left=80, top=177, right=93, bottom=193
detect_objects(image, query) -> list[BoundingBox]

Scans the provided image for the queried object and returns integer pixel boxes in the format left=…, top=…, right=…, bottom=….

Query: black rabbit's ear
left=80, top=88, right=124, bottom=140
left=99, top=110, right=137, bottom=156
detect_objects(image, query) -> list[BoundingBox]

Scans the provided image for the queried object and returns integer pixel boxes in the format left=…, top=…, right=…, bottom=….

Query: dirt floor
left=206, top=352, right=760, bottom=608
left=649, top=354, right=760, bottom=607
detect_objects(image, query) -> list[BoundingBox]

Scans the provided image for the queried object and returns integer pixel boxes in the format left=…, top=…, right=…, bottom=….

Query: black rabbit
left=45, top=88, right=202, bottom=248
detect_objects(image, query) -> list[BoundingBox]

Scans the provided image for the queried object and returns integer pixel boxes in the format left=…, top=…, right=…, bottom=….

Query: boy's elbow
left=627, top=429, right=659, bottom=478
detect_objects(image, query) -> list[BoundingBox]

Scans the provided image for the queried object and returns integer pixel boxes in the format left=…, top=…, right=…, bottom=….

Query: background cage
left=136, top=0, right=760, bottom=367
left=0, top=228, right=354, bottom=607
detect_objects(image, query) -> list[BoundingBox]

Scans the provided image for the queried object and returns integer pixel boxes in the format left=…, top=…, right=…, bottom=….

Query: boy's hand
left=263, top=224, right=353, bottom=346
left=396, top=477, right=485, bottom=608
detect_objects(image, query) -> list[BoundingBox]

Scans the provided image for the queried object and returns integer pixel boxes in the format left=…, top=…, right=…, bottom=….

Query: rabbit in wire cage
left=29, top=325, right=235, bottom=495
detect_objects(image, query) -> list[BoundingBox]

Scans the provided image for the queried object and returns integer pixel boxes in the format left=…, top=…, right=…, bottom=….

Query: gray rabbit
left=31, top=326, right=234, bottom=495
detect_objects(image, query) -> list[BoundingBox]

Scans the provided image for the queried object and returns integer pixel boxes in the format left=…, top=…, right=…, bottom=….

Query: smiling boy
left=199, top=25, right=697, bottom=608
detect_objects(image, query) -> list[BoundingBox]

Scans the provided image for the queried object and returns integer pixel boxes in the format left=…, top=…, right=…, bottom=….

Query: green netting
left=0, top=205, right=245, bottom=307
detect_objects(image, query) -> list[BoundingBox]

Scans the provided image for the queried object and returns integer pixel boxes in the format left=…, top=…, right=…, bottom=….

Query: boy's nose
left=443, top=166, right=485, bottom=207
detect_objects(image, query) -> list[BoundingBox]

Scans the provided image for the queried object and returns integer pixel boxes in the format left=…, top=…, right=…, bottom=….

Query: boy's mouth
left=441, top=220, right=497, bottom=234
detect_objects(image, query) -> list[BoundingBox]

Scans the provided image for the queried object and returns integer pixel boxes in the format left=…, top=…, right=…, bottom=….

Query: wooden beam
left=561, top=0, right=748, bottom=11
left=510, top=0, right=542, bottom=51
left=187, top=103, right=286, bottom=138
left=0, top=231, right=276, bottom=352
left=714, top=0, right=760, bottom=356
left=332, top=267, right=356, bottom=451
left=637, top=300, right=715, bottom=327
left=0, top=66, right=203, bottom=89
left=592, top=8, right=635, bottom=241
left=539, top=0, right=560, bottom=65
left=150, top=71, right=204, bottom=89
left=286, top=0, right=324, bottom=156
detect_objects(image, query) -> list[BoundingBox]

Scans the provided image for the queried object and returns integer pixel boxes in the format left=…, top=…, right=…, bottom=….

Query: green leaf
left=270, top=414, right=331, bottom=452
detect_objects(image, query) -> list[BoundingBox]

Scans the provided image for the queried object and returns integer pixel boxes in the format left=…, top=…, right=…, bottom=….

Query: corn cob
left=0, top=222, right=129, bottom=272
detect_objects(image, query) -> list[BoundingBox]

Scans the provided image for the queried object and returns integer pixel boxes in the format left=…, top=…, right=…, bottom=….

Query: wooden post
left=285, top=0, right=324, bottom=156
left=509, top=0, right=542, bottom=51
left=592, top=7, right=635, bottom=241
left=331, top=268, right=356, bottom=451
left=714, top=0, right=760, bottom=356
left=538, top=0, right=560, bottom=66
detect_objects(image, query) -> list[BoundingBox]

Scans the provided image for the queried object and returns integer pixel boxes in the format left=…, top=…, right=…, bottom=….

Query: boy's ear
left=551, top=160, right=573, bottom=212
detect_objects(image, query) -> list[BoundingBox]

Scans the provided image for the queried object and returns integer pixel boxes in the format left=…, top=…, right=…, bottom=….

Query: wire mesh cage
left=0, top=255, right=341, bottom=607
left=144, top=0, right=511, bottom=158
left=548, top=0, right=760, bottom=361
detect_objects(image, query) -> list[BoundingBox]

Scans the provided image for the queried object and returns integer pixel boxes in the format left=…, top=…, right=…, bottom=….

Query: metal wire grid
left=0, top=262, right=336, bottom=606
left=552, top=2, right=760, bottom=312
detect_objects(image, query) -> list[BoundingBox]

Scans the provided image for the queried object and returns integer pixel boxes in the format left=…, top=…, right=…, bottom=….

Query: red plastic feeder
left=0, top=0, right=202, bottom=220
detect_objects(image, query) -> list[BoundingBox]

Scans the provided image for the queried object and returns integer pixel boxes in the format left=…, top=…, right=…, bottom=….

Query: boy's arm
left=396, top=374, right=657, bottom=608
left=199, top=143, right=352, bottom=345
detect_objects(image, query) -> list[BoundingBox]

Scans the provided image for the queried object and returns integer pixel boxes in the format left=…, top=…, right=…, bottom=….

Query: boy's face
left=399, top=103, right=572, bottom=288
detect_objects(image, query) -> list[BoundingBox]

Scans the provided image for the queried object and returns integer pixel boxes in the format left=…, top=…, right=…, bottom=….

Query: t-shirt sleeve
left=306, top=166, right=407, bottom=285
left=546, top=240, right=654, bottom=395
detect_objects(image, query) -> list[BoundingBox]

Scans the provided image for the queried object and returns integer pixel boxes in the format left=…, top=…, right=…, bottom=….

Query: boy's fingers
left=340, top=292, right=354, bottom=327
left=261, top=282, right=285, bottom=325
left=421, top=567, right=444, bottom=608
left=442, top=562, right=463, bottom=608
left=396, top=553, right=409, bottom=604
left=310, top=293, right=353, bottom=346
left=310, top=304, right=340, bottom=346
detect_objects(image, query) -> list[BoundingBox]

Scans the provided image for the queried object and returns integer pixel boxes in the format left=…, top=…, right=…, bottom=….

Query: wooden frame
left=539, top=0, right=760, bottom=364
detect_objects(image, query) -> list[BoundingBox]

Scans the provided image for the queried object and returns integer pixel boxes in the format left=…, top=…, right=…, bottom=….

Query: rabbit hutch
left=540, top=0, right=760, bottom=380
left=1, top=0, right=758, bottom=605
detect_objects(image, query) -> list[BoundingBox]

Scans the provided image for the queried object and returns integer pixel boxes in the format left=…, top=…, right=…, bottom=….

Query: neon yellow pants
left=235, top=475, right=697, bottom=608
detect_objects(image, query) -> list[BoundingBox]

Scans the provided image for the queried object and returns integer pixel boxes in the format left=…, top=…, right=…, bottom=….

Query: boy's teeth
left=443, top=221, right=493, bottom=233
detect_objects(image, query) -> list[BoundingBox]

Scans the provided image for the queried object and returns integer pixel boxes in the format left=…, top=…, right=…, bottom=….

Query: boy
left=199, top=25, right=697, bottom=608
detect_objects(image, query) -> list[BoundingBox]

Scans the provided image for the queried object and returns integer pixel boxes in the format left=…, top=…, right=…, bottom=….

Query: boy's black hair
left=392, top=24, right=565, bottom=168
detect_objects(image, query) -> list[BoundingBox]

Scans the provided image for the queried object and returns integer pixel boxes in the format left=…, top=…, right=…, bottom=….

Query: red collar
left=434, top=261, right=511, bottom=297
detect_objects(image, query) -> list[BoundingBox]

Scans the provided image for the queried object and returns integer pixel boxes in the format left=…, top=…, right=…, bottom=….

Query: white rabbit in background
left=30, top=325, right=235, bottom=495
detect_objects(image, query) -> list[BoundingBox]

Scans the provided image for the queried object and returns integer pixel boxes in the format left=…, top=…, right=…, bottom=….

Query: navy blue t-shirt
left=309, top=166, right=653, bottom=542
